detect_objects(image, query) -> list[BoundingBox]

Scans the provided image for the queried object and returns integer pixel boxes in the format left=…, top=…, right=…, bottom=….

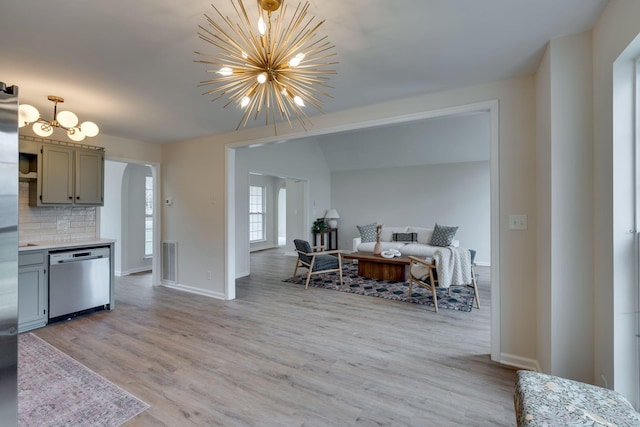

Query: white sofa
left=352, top=226, right=459, bottom=258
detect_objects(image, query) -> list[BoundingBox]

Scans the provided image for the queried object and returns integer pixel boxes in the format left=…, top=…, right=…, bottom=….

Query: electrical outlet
left=509, top=214, right=528, bottom=230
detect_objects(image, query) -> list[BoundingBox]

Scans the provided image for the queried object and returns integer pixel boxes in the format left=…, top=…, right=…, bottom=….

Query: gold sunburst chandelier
left=195, top=0, right=338, bottom=132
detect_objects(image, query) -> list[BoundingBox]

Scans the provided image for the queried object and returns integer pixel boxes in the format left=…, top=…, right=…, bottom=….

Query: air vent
left=161, top=241, right=178, bottom=283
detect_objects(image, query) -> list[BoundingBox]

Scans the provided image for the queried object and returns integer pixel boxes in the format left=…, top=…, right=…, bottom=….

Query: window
left=145, top=175, right=153, bottom=257
left=249, top=185, right=265, bottom=242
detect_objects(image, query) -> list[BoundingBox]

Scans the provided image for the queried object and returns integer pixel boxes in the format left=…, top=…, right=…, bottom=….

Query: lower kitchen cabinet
left=18, top=251, right=48, bottom=332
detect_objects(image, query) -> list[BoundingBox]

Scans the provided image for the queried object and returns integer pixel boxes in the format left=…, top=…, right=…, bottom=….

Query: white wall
left=332, top=161, right=490, bottom=264
left=100, top=161, right=127, bottom=274
left=535, top=31, right=594, bottom=382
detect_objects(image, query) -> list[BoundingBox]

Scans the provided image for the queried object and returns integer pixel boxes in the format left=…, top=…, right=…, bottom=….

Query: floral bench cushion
left=514, top=370, right=640, bottom=426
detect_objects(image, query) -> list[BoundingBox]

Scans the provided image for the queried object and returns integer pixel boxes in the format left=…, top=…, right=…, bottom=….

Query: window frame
left=249, top=185, right=266, bottom=242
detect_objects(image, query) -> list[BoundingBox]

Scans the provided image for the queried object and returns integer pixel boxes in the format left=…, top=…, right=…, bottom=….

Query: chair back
left=293, top=239, right=313, bottom=264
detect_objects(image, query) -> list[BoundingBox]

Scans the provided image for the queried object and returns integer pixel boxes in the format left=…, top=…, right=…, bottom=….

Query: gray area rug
left=18, top=333, right=149, bottom=427
left=284, top=263, right=476, bottom=312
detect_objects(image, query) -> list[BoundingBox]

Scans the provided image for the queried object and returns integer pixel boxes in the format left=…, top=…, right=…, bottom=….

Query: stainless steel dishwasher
left=49, top=247, right=111, bottom=320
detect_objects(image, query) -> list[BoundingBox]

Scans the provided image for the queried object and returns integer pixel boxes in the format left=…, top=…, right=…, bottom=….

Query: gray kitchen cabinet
left=39, top=144, right=74, bottom=204
left=75, top=148, right=104, bottom=205
left=28, top=141, right=104, bottom=206
left=18, top=251, right=48, bottom=332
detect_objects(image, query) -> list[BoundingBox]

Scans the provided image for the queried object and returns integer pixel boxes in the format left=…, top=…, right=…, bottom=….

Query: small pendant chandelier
left=19, top=95, right=99, bottom=142
left=195, top=0, right=338, bottom=133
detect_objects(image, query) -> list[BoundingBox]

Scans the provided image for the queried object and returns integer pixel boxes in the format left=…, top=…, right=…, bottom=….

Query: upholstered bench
left=514, top=370, right=640, bottom=426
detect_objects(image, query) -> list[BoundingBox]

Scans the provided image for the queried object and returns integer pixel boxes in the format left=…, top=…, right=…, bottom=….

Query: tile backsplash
left=19, top=182, right=97, bottom=244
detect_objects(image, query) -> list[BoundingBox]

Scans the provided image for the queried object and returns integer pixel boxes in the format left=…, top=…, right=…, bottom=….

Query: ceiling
left=0, top=0, right=607, bottom=144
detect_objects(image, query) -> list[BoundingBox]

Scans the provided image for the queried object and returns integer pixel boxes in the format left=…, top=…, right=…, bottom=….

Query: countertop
left=18, top=239, right=117, bottom=252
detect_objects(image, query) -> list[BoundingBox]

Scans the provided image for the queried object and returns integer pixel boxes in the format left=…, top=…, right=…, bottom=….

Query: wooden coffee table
left=343, top=251, right=411, bottom=281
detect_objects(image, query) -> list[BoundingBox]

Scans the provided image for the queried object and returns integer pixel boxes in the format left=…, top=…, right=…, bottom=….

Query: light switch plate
left=509, top=214, right=527, bottom=230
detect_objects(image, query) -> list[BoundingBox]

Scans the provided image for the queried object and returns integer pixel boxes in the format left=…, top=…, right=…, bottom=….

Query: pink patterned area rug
left=18, top=333, right=149, bottom=427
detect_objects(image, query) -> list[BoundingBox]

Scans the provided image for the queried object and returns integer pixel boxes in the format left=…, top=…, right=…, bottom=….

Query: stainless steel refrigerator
left=0, top=82, right=19, bottom=426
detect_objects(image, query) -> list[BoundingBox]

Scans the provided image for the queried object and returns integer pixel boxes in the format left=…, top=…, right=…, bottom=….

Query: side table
left=313, top=228, right=338, bottom=250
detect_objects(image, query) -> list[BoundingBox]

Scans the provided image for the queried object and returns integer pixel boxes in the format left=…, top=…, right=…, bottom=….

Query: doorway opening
left=226, top=99, right=500, bottom=362
left=100, top=160, right=159, bottom=284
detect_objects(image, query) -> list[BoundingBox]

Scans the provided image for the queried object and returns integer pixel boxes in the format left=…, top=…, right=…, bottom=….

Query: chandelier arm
left=200, top=23, right=255, bottom=61
left=200, top=76, right=257, bottom=98
left=270, top=7, right=318, bottom=63
left=272, top=11, right=320, bottom=59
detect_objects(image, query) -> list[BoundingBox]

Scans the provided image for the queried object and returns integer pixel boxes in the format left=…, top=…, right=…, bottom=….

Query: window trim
left=249, top=185, right=266, bottom=242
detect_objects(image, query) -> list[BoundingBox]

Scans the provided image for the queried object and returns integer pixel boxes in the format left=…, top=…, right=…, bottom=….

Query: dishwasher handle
left=49, top=247, right=111, bottom=265
left=54, top=255, right=105, bottom=264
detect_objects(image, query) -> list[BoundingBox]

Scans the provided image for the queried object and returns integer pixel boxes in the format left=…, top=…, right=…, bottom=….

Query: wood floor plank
left=29, top=248, right=517, bottom=426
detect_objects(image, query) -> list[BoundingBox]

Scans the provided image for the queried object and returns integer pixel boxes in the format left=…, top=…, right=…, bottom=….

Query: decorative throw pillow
left=357, top=223, right=378, bottom=243
left=392, top=232, right=417, bottom=242
left=430, top=223, right=458, bottom=247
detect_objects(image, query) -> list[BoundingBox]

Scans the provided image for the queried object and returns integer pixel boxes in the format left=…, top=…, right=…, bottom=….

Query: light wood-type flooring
left=30, top=248, right=518, bottom=426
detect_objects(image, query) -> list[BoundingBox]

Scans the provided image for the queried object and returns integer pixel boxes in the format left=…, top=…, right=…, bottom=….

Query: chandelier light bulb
left=289, top=53, right=305, bottom=67
left=33, top=122, right=53, bottom=137
left=241, top=96, right=251, bottom=108
left=81, top=121, right=99, bottom=137
left=257, top=72, right=268, bottom=84
left=293, top=96, right=304, bottom=107
left=19, top=104, right=40, bottom=126
left=67, top=128, right=86, bottom=142
left=218, top=67, right=233, bottom=76
left=56, top=110, right=79, bottom=128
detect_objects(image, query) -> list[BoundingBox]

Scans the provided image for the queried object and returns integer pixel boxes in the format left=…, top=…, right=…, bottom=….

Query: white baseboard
left=159, top=282, right=227, bottom=300
left=116, top=266, right=152, bottom=277
left=235, top=269, right=250, bottom=279
left=500, top=352, right=540, bottom=372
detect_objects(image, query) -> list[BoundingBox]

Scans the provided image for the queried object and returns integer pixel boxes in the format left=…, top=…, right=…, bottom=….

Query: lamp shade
left=19, top=104, right=39, bottom=126
left=325, top=209, right=339, bottom=219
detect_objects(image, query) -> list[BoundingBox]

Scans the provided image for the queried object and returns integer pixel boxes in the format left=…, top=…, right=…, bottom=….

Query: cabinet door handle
left=68, top=196, right=72, bottom=200
left=76, top=196, right=80, bottom=200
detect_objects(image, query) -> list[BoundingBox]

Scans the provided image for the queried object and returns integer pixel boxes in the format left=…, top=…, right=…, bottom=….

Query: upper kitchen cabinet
left=22, top=139, right=105, bottom=206
left=75, top=148, right=104, bottom=205
left=40, top=144, right=74, bottom=204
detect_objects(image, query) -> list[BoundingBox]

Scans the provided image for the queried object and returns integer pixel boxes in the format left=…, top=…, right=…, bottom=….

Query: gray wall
left=332, top=161, right=491, bottom=264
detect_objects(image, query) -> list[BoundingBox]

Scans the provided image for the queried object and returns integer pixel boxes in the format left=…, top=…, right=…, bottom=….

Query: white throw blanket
left=433, top=247, right=472, bottom=289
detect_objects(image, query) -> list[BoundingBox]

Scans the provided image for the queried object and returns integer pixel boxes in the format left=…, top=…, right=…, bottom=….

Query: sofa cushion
left=357, top=223, right=378, bottom=243
left=407, top=227, right=433, bottom=244
left=430, top=223, right=458, bottom=247
left=357, top=241, right=405, bottom=252
left=392, top=232, right=417, bottom=242
left=380, top=226, right=409, bottom=242
left=400, top=243, right=440, bottom=258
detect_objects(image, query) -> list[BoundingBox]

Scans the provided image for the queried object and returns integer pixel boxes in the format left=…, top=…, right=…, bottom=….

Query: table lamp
left=325, top=209, right=340, bottom=229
